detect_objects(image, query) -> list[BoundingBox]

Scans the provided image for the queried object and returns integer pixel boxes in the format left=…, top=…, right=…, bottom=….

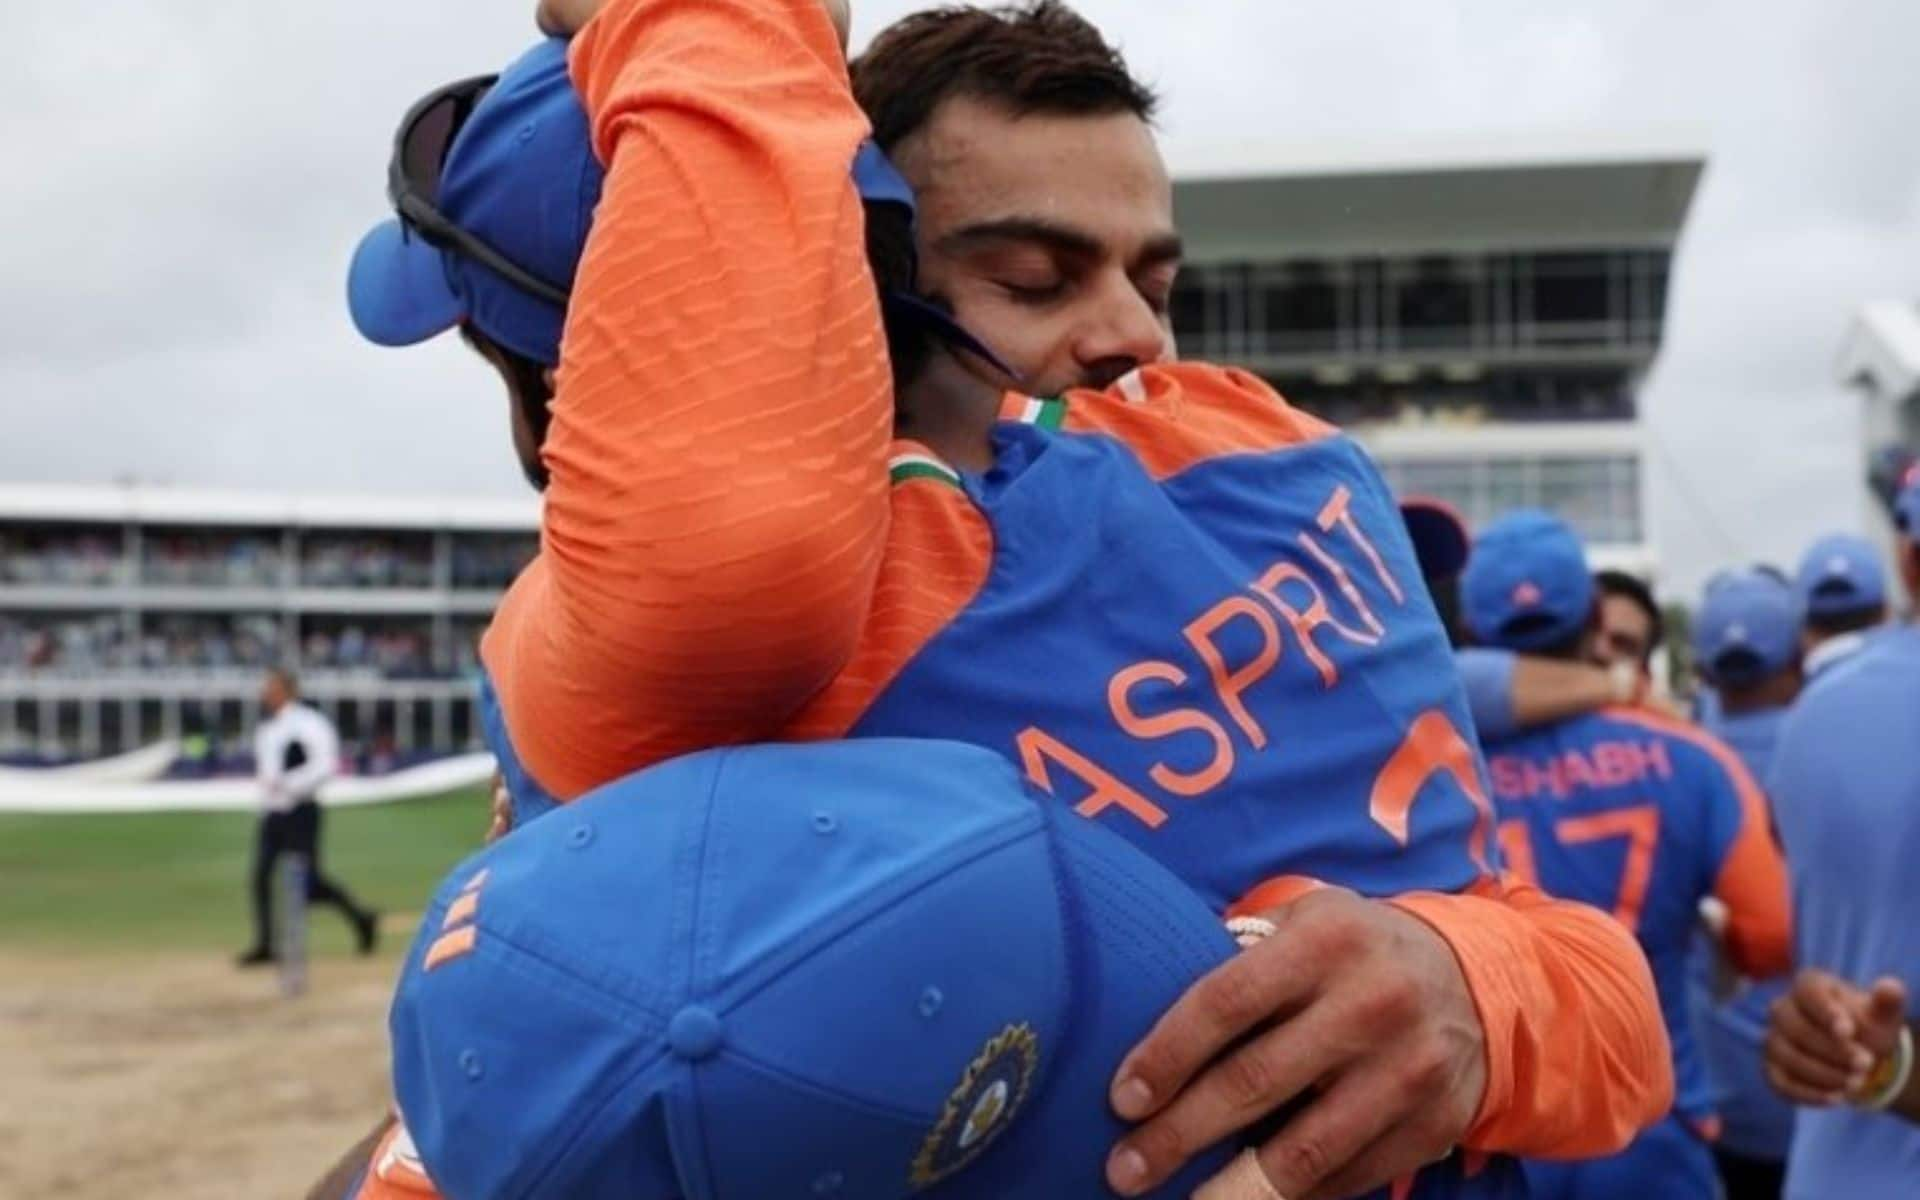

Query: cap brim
left=1400, top=496, right=1472, bottom=580
left=347, top=220, right=465, bottom=347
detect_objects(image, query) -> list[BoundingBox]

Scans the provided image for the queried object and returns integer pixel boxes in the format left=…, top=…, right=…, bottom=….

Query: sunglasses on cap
left=388, top=74, right=572, bottom=307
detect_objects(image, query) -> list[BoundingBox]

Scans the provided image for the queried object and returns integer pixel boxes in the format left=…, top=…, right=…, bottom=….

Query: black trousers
left=248, top=799, right=369, bottom=952
left=1712, top=1146, right=1785, bottom=1200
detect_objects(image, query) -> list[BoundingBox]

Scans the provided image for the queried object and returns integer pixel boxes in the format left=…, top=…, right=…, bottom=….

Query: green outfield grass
left=0, top=788, right=490, bottom=954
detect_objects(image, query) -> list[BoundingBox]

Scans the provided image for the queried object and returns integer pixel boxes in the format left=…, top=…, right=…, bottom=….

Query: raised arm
left=485, top=0, right=895, bottom=800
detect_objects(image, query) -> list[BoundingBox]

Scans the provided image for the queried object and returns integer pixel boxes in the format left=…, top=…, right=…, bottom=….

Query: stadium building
left=4, top=145, right=1704, bottom=762
left=0, top=484, right=536, bottom=763
left=1171, top=140, right=1703, bottom=575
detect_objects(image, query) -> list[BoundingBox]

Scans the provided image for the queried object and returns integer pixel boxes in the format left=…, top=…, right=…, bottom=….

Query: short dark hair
left=852, top=3, right=1156, bottom=389
left=1807, top=603, right=1887, bottom=638
left=852, top=2, right=1159, bottom=154
left=1594, top=569, right=1664, bottom=664
left=459, top=324, right=554, bottom=484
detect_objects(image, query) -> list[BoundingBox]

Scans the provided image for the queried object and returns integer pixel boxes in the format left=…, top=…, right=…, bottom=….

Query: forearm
left=489, top=0, right=895, bottom=796
left=546, top=0, right=891, bottom=628
left=491, top=0, right=894, bottom=794
left=1392, top=878, right=1671, bottom=1157
left=1508, top=655, right=1621, bottom=728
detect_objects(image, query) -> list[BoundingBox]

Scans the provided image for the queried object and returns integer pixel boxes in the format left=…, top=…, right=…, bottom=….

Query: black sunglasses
left=388, top=75, right=571, bottom=307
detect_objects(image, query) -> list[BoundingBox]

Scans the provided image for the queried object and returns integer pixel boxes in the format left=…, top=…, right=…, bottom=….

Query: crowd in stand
left=0, top=530, right=125, bottom=586
left=0, top=613, right=489, bottom=678
left=450, top=536, right=538, bottom=589
left=298, top=535, right=435, bottom=589
left=1, top=529, right=535, bottom=593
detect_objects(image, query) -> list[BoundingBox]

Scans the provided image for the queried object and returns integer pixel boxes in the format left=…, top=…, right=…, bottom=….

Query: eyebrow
left=936, top=217, right=1185, bottom=270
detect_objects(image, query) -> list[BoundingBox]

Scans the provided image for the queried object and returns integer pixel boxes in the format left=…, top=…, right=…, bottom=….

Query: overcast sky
left=7, top=0, right=1919, bottom=597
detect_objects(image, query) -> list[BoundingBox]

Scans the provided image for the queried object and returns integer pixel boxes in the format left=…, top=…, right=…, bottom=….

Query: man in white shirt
left=238, top=668, right=379, bottom=966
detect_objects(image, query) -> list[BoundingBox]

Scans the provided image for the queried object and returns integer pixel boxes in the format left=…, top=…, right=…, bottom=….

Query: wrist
left=1854, top=1026, right=1915, bottom=1111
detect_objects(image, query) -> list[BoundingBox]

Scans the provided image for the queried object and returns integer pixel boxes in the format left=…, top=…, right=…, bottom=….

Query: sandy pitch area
left=0, top=949, right=400, bottom=1199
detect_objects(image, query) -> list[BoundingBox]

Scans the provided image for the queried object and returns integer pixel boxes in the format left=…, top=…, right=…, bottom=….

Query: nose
left=1073, top=274, right=1171, bottom=387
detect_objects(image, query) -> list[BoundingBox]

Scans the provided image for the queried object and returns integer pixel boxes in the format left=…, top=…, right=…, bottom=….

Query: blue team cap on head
left=1694, top=568, right=1801, bottom=688
left=1461, top=509, right=1595, bottom=651
left=1793, top=533, right=1887, bottom=618
left=389, top=739, right=1236, bottom=1200
left=349, top=39, right=599, bottom=367
left=350, top=41, right=1015, bottom=379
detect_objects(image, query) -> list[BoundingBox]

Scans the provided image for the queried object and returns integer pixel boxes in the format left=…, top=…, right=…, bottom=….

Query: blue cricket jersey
left=1770, top=626, right=1920, bottom=1199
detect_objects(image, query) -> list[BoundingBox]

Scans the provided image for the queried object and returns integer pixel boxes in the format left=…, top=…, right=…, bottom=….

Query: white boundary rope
left=0, top=752, right=497, bottom=814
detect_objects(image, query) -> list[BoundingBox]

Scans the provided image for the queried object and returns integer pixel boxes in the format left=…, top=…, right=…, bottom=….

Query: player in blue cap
left=1399, top=497, right=1642, bottom=748
left=1461, top=510, right=1793, bottom=1200
left=375, top=738, right=1238, bottom=1199
left=1685, top=567, right=1805, bottom=1198
left=336, top=3, right=1673, bottom=1197
left=1793, top=533, right=1889, bottom=680
left=1761, top=477, right=1920, bottom=1196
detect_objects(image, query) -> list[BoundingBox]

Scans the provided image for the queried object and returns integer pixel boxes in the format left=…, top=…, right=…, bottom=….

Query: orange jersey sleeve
left=483, top=0, right=894, bottom=801
left=346, top=1121, right=440, bottom=1200
left=1603, top=707, right=1794, bottom=979
left=1712, top=803, right=1793, bottom=979
left=1392, top=875, right=1674, bottom=1158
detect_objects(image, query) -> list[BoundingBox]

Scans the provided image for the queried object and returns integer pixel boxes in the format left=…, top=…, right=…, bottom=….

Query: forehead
left=895, top=95, right=1173, bottom=248
left=1600, top=592, right=1652, bottom=628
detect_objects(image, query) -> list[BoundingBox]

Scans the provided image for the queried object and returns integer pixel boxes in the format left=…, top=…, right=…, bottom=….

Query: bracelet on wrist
left=1855, top=1026, right=1915, bottom=1112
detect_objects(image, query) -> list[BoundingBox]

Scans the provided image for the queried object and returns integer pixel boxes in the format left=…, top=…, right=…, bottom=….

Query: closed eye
left=998, top=280, right=1067, bottom=305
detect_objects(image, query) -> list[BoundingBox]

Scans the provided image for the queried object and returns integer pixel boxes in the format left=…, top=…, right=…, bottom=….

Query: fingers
left=1251, top=1062, right=1435, bottom=1200
left=1766, top=1054, right=1844, bottom=1107
left=1110, top=903, right=1320, bottom=1125
left=1774, top=987, right=1874, bottom=1078
left=1766, top=1025, right=1860, bottom=1098
left=1191, top=1149, right=1286, bottom=1200
left=1862, top=978, right=1911, bottom=1057
left=1111, top=1007, right=1347, bottom=1195
left=1300, top=1123, right=1455, bottom=1200
left=1800, top=970, right=1861, bottom=1041
left=1107, top=891, right=1481, bottom=1199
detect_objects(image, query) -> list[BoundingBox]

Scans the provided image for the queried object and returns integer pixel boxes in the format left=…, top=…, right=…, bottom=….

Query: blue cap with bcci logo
left=386, top=739, right=1237, bottom=1199
left=1460, top=509, right=1595, bottom=652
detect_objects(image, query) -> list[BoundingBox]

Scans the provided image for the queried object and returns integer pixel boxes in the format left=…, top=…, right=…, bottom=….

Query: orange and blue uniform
left=352, top=2, right=1670, bottom=1196
left=1461, top=514, right=1790, bottom=1199
left=1484, top=707, right=1792, bottom=1199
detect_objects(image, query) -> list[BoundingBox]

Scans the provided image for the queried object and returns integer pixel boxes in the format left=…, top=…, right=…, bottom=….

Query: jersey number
left=1498, top=805, right=1661, bottom=932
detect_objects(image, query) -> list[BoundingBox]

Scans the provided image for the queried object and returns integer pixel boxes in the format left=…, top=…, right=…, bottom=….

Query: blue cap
left=1460, top=509, right=1594, bottom=651
left=347, top=41, right=1005, bottom=381
left=1793, top=533, right=1887, bottom=619
left=389, top=739, right=1236, bottom=1199
left=349, top=39, right=599, bottom=367
left=1694, top=568, right=1801, bottom=688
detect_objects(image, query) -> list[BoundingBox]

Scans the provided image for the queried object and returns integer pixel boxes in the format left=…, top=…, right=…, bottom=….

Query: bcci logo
left=909, top=1023, right=1040, bottom=1189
